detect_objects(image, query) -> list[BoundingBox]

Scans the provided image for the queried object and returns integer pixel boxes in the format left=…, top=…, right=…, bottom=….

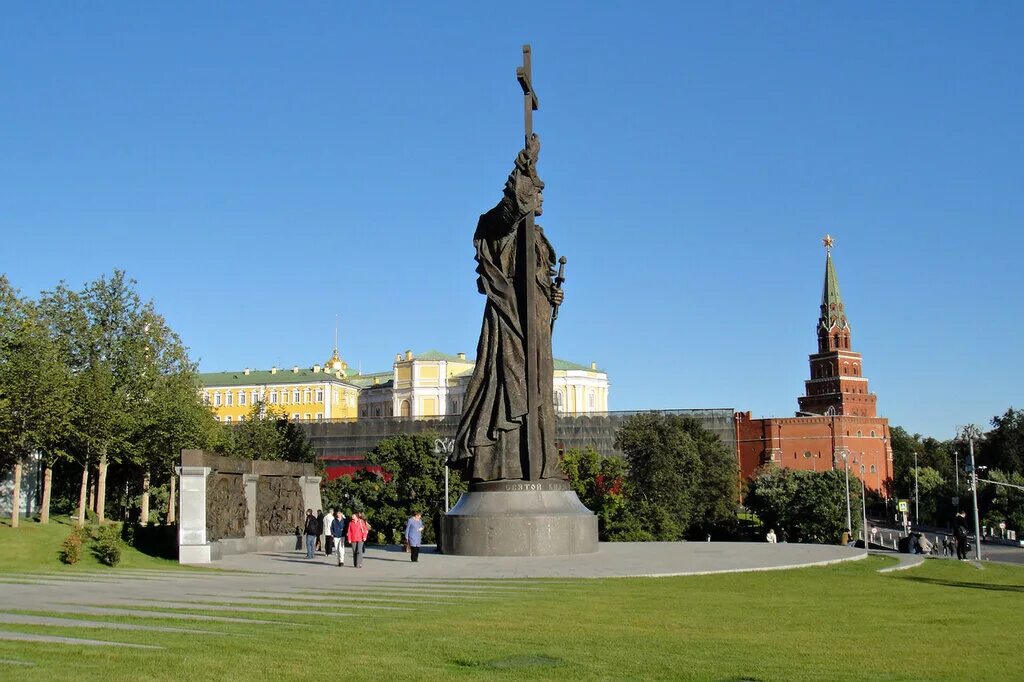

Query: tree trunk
left=140, top=470, right=150, bottom=525
left=167, top=473, right=177, bottom=525
left=96, top=450, right=108, bottom=522
left=88, top=470, right=96, bottom=513
left=40, top=464, right=53, bottom=524
left=77, top=465, right=89, bottom=526
left=10, top=462, right=22, bottom=528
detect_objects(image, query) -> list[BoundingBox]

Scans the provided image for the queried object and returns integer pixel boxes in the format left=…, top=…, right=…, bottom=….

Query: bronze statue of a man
left=451, top=134, right=564, bottom=483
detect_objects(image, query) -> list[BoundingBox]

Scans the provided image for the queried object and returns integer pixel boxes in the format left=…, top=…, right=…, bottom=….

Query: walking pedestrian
left=954, top=511, right=970, bottom=561
left=348, top=512, right=371, bottom=568
left=404, top=512, right=425, bottom=562
left=765, top=528, right=777, bottom=544
left=324, top=507, right=335, bottom=556
left=303, top=509, right=319, bottom=559
left=330, top=510, right=347, bottom=566
left=315, top=510, right=324, bottom=552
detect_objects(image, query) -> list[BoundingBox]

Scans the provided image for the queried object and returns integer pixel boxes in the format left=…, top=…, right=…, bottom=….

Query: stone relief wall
left=256, top=477, right=304, bottom=536
left=205, top=473, right=247, bottom=541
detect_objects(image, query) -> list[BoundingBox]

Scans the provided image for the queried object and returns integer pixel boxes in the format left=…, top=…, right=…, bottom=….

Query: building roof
left=411, top=350, right=473, bottom=362
left=199, top=368, right=360, bottom=389
left=346, top=371, right=394, bottom=389
left=554, top=358, right=602, bottom=372
left=819, top=249, right=849, bottom=331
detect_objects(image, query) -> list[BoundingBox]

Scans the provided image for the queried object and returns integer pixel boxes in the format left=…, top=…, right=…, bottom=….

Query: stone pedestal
left=442, top=480, right=598, bottom=556
left=176, top=466, right=212, bottom=564
left=300, top=475, right=323, bottom=515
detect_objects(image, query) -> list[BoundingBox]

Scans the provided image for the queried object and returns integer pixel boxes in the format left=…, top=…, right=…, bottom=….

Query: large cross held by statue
left=516, top=44, right=542, bottom=477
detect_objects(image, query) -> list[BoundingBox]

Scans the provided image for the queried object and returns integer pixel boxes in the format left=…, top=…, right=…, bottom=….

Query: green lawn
left=0, top=516, right=187, bottom=572
left=0, top=554, right=1021, bottom=680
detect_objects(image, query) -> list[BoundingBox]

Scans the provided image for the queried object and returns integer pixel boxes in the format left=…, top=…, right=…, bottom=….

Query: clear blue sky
left=2, top=3, right=1021, bottom=439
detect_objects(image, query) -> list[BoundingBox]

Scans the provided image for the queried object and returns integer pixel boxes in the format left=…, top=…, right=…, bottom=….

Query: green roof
left=345, top=372, right=394, bottom=389
left=554, top=358, right=601, bottom=372
left=413, top=350, right=473, bottom=362
left=819, top=251, right=849, bottom=331
left=199, top=368, right=360, bottom=389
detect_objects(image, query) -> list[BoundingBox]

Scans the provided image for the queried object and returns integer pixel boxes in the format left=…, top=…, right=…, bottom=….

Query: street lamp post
left=840, top=451, right=852, bottom=538
left=861, top=476, right=869, bottom=547
left=433, top=438, right=454, bottom=513
left=959, top=425, right=983, bottom=562
left=914, top=449, right=919, bottom=524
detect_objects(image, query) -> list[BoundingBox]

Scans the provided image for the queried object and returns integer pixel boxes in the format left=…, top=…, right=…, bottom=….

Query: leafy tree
left=560, top=446, right=629, bottom=540
left=614, top=413, right=738, bottom=540
left=321, top=434, right=466, bottom=545
left=40, top=272, right=175, bottom=523
left=0, top=286, right=74, bottom=527
left=130, top=369, right=217, bottom=523
left=913, top=466, right=946, bottom=525
left=746, top=466, right=862, bottom=543
left=979, top=469, right=1024, bottom=532
left=215, top=401, right=315, bottom=464
left=980, top=408, right=1024, bottom=476
left=218, top=401, right=286, bottom=460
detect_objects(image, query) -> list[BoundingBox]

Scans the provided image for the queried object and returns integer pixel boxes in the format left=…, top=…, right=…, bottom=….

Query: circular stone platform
left=209, top=541, right=866, bottom=579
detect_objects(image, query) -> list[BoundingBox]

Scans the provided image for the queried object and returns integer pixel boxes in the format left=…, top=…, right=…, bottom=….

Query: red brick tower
left=797, top=235, right=877, bottom=418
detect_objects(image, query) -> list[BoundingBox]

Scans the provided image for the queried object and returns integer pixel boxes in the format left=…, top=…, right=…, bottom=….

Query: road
left=867, top=518, right=1024, bottom=566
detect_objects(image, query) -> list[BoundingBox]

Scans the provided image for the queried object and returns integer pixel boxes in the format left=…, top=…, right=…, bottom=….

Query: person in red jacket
left=347, top=512, right=372, bottom=568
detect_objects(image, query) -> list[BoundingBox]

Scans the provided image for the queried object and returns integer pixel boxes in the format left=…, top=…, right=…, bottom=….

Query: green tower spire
left=819, top=234, right=848, bottom=331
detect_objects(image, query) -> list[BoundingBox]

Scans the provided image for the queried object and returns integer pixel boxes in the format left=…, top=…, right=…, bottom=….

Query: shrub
left=94, top=524, right=124, bottom=567
left=59, top=528, right=86, bottom=565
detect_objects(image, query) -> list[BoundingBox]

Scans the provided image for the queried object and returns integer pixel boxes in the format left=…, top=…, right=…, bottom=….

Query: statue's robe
left=452, top=172, right=560, bottom=482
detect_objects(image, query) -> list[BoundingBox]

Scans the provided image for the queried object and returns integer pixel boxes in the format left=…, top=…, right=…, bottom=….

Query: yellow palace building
left=199, top=349, right=360, bottom=423
left=199, top=347, right=610, bottom=422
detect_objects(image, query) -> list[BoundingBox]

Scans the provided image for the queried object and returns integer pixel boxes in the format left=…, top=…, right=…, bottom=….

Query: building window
left=270, top=391, right=278, bottom=404
left=361, top=408, right=367, bottom=417
left=213, top=415, right=220, bottom=422
left=401, top=400, right=411, bottom=417
left=870, top=430, right=876, bottom=437
left=214, top=392, right=222, bottom=407
left=293, top=413, right=300, bottom=421
left=203, top=392, right=210, bottom=405
left=316, top=413, right=324, bottom=421
left=226, top=392, right=233, bottom=406
left=251, top=390, right=259, bottom=404
left=304, top=413, right=311, bottom=421
left=375, top=407, right=382, bottom=417
left=238, top=415, right=244, bottom=422
left=554, top=390, right=564, bottom=413
left=303, top=389, right=311, bottom=404
left=333, top=390, right=339, bottom=404
left=856, top=430, right=862, bottom=437
left=316, top=389, right=324, bottom=402
left=870, top=464, right=876, bottom=473
left=238, top=391, right=246, bottom=406
left=803, top=451, right=813, bottom=459
left=224, top=416, right=232, bottom=423
left=587, top=392, right=596, bottom=410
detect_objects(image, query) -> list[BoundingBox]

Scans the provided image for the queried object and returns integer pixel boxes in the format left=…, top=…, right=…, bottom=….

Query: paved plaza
left=0, top=542, right=865, bottom=651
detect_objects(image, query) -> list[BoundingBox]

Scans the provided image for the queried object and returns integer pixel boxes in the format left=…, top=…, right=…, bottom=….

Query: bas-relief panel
left=256, top=477, right=304, bottom=536
left=206, top=473, right=247, bottom=541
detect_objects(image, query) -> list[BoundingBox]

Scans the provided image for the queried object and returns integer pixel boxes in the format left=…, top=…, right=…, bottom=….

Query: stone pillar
left=177, top=466, right=212, bottom=564
left=243, top=474, right=259, bottom=551
left=300, top=476, right=323, bottom=515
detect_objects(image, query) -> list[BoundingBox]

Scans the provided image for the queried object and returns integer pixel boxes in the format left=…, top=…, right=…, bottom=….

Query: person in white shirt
left=766, top=528, right=777, bottom=544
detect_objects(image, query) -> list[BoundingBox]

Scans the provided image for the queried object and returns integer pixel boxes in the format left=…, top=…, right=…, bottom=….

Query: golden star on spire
left=822, top=234, right=834, bottom=253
